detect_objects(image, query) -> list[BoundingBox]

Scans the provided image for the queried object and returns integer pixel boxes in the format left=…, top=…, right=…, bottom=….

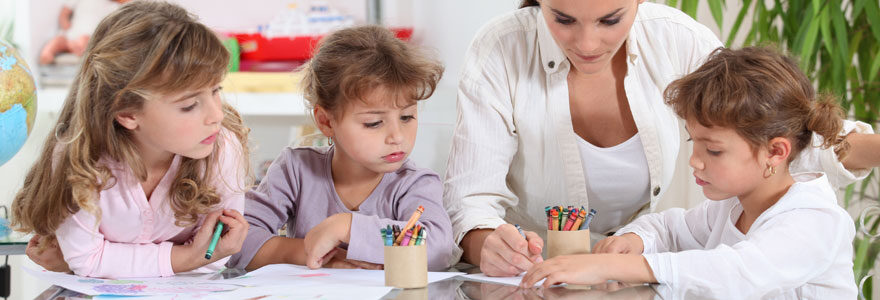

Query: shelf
left=37, top=87, right=309, bottom=120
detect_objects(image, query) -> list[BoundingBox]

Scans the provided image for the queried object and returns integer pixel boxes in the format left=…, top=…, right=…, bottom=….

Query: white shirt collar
left=535, top=6, right=641, bottom=74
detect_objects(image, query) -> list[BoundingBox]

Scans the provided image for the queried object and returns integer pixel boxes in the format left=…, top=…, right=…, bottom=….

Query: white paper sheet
left=131, top=284, right=394, bottom=300
left=24, top=267, right=243, bottom=296
left=225, top=264, right=463, bottom=287
left=25, top=264, right=462, bottom=298
left=460, top=273, right=546, bottom=287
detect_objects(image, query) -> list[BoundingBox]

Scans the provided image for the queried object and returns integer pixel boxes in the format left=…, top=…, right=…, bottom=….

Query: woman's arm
left=841, top=132, right=880, bottom=170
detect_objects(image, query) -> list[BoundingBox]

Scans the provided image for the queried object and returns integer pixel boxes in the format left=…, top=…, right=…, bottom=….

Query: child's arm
left=55, top=208, right=247, bottom=278
left=225, top=148, right=299, bottom=271
left=351, top=172, right=453, bottom=271
left=641, top=207, right=854, bottom=298
left=521, top=253, right=656, bottom=288
left=303, top=172, right=454, bottom=271
left=614, top=201, right=718, bottom=254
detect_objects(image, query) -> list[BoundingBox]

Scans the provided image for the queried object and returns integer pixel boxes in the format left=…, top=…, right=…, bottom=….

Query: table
left=34, top=265, right=662, bottom=300
left=0, top=232, right=29, bottom=256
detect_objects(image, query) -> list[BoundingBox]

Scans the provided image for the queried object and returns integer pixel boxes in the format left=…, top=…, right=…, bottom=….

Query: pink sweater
left=54, top=129, right=246, bottom=278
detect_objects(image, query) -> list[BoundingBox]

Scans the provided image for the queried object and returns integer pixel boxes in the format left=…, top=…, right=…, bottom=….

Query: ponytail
left=807, top=94, right=849, bottom=160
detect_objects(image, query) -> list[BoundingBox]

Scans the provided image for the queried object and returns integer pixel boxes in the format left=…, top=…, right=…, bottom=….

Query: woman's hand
left=303, top=213, right=352, bottom=269
left=480, top=224, right=544, bottom=277
left=25, top=235, right=71, bottom=273
left=593, top=233, right=644, bottom=254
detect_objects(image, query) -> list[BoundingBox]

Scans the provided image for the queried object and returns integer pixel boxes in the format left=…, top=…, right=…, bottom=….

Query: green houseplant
left=668, top=0, right=880, bottom=297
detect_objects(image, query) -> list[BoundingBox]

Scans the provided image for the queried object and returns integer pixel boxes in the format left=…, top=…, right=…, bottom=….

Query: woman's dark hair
left=520, top=0, right=539, bottom=8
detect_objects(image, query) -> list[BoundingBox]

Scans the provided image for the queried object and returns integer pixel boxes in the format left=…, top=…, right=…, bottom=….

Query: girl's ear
left=314, top=106, right=335, bottom=138
left=115, top=111, right=139, bottom=130
left=766, top=137, right=792, bottom=168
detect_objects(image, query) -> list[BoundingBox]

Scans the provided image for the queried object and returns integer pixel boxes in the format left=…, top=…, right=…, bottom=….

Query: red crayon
left=563, top=209, right=578, bottom=231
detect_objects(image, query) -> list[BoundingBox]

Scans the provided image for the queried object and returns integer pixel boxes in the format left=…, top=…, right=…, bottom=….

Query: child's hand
left=303, top=213, right=352, bottom=269
left=593, top=233, right=644, bottom=254
left=321, top=248, right=383, bottom=270
left=520, top=254, right=609, bottom=288
left=25, top=235, right=71, bottom=273
left=189, top=209, right=249, bottom=261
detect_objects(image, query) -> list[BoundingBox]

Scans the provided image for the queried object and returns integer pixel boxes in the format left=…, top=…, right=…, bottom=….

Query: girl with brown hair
left=521, top=47, right=857, bottom=298
left=15, top=1, right=252, bottom=278
left=226, top=25, right=455, bottom=272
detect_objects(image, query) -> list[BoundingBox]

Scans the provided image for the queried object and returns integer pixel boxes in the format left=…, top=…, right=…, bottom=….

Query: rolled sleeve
left=792, top=120, right=875, bottom=188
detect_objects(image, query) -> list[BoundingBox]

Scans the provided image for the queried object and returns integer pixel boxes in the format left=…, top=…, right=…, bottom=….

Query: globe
left=0, top=39, right=36, bottom=167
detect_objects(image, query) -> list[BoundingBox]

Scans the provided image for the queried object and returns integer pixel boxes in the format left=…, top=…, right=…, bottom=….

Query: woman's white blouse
left=443, top=3, right=872, bottom=263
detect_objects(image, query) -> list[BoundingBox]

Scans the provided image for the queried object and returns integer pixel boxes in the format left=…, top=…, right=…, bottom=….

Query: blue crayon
left=383, top=228, right=393, bottom=246
left=579, top=209, right=597, bottom=230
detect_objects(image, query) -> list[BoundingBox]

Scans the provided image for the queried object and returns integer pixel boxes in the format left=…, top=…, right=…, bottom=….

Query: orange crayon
left=394, top=205, right=424, bottom=245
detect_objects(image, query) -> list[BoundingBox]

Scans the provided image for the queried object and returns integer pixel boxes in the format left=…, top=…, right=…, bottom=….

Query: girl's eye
left=401, top=115, right=415, bottom=122
left=212, top=86, right=223, bottom=95
left=181, top=101, right=198, bottom=112
left=686, top=137, right=693, bottom=142
left=364, top=121, right=382, bottom=128
left=555, top=16, right=575, bottom=25
left=600, top=18, right=621, bottom=26
left=707, top=149, right=722, bottom=156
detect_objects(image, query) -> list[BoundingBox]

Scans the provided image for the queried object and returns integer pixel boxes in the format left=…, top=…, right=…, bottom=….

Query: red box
left=232, top=27, right=414, bottom=62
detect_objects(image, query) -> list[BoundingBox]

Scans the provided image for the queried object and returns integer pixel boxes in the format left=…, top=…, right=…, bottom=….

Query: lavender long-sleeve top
left=227, top=146, right=454, bottom=271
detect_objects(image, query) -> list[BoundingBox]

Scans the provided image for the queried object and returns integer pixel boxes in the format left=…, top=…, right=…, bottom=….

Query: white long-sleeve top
left=443, top=2, right=873, bottom=263
left=617, top=173, right=856, bottom=299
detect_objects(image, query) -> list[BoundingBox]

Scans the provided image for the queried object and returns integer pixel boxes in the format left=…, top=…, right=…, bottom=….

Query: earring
left=328, top=137, right=333, bottom=146
left=763, top=164, right=776, bottom=178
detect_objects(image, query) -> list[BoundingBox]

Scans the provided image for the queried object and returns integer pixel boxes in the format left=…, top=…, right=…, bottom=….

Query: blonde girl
left=15, top=1, right=251, bottom=278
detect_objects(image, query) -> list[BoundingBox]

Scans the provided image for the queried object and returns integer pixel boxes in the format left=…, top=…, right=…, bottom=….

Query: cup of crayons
left=546, top=206, right=596, bottom=258
left=382, top=205, right=428, bottom=289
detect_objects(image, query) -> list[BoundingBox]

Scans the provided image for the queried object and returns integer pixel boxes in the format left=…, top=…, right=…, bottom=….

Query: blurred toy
left=39, top=0, right=126, bottom=65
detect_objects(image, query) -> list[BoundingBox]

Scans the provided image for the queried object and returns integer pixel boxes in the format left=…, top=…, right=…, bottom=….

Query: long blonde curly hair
left=11, top=1, right=252, bottom=240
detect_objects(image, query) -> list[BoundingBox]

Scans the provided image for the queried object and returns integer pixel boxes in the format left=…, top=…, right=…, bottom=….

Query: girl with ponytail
left=521, top=47, right=857, bottom=299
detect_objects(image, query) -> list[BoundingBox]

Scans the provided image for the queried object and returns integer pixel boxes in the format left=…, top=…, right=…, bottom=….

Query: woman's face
left=539, top=0, right=641, bottom=75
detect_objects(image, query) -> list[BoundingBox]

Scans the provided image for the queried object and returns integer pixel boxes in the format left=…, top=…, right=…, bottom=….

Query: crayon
left=412, top=225, right=422, bottom=241
left=580, top=209, right=597, bottom=230
left=550, top=209, right=559, bottom=231
left=401, top=229, right=414, bottom=246
left=571, top=209, right=586, bottom=230
left=204, top=221, right=223, bottom=260
left=392, top=224, right=401, bottom=244
left=417, top=229, right=426, bottom=245
left=562, top=209, right=578, bottom=231
left=515, top=224, right=526, bottom=240
left=395, top=206, right=424, bottom=246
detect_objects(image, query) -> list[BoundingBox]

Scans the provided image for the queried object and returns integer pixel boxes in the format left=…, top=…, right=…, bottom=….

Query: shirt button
left=548, top=61, right=555, bottom=68
left=653, top=186, right=661, bottom=196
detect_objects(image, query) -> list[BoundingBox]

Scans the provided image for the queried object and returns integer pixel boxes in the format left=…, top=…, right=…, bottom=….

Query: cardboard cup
left=546, top=229, right=591, bottom=258
left=392, top=287, right=428, bottom=300
left=384, top=244, right=428, bottom=288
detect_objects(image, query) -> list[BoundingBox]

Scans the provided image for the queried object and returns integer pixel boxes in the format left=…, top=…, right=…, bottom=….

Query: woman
left=445, top=0, right=879, bottom=277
